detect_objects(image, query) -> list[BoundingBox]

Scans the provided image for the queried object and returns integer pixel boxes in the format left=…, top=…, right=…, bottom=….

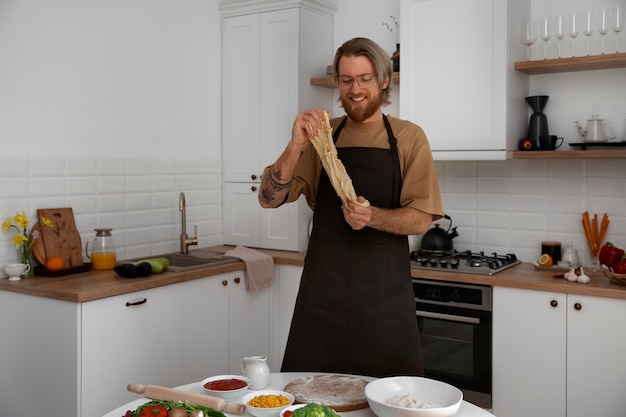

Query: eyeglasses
left=335, top=73, right=378, bottom=89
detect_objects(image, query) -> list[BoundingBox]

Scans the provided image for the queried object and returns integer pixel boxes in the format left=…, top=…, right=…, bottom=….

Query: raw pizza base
left=284, top=374, right=370, bottom=412
left=310, top=112, right=369, bottom=207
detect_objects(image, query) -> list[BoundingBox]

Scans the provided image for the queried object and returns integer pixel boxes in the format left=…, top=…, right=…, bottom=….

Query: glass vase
left=21, top=246, right=34, bottom=277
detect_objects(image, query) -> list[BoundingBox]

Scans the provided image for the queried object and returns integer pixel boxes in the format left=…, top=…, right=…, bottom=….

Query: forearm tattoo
left=260, top=169, right=292, bottom=203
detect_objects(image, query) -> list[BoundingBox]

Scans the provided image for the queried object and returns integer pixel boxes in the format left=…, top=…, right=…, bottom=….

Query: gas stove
left=410, top=249, right=521, bottom=276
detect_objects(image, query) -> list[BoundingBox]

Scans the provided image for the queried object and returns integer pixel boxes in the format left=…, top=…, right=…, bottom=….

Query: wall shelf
left=515, top=53, right=626, bottom=75
left=511, top=150, right=626, bottom=159
left=310, top=72, right=400, bottom=88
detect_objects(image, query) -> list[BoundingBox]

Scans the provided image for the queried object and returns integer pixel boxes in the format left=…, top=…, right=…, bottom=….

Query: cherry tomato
left=139, top=404, right=169, bottom=417
left=284, top=411, right=293, bottom=417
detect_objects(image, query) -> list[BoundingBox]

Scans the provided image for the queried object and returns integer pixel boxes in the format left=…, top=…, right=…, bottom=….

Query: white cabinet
left=269, top=264, right=303, bottom=372
left=493, top=287, right=626, bottom=417
left=181, top=270, right=271, bottom=381
left=221, top=1, right=334, bottom=251
left=82, top=285, right=183, bottom=416
left=399, top=0, right=529, bottom=160
left=0, top=269, right=271, bottom=417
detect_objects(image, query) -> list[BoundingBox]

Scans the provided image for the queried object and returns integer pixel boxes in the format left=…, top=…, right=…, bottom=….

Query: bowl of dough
left=365, top=376, right=463, bottom=417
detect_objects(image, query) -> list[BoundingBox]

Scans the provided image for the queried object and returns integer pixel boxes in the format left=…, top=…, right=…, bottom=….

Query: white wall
left=0, top=0, right=222, bottom=159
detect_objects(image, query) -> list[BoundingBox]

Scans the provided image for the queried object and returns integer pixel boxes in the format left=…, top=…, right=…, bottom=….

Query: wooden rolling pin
left=128, top=383, right=246, bottom=415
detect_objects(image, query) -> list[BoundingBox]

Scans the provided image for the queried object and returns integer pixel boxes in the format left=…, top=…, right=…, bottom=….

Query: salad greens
left=131, top=399, right=227, bottom=417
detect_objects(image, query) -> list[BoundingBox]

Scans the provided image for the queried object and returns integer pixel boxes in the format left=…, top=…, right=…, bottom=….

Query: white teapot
left=575, top=115, right=610, bottom=143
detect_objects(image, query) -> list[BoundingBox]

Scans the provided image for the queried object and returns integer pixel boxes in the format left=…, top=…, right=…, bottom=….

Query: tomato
left=139, top=404, right=169, bottom=417
left=284, top=411, right=293, bottom=417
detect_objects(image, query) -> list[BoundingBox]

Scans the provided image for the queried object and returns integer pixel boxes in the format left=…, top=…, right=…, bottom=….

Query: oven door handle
left=416, top=309, right=481, bottom=324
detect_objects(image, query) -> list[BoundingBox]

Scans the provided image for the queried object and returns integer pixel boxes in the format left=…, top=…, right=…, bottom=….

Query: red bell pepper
left=599, top=242, right=625, bottom=268
left=612, top=254, right=626, bottom=274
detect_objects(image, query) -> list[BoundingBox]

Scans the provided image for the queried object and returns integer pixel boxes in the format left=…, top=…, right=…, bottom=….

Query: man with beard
left=258, top=37, right=443, bottom=377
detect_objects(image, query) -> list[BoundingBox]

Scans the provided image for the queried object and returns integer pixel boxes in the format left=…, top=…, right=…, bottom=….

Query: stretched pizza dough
left=284, top=374, right=370, bottom=412
left=310, top=112, right=370, bottom=207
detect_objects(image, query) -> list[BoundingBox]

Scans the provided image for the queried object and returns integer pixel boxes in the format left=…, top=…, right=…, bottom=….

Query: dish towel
left=224, top=246, right=274, bottom=292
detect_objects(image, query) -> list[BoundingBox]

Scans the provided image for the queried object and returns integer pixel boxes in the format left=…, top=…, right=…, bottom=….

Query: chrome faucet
left=179, top=192, right=198, bottom=254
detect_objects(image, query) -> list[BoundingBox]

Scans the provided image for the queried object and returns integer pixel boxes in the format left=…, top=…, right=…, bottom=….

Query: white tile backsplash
left=1, top=156, right=625, bottom=271
left=0, top=157, right=222, bottom=267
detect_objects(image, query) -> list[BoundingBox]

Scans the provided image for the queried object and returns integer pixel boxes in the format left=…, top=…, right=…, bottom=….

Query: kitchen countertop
left=1, top=245, right=625, bottom=302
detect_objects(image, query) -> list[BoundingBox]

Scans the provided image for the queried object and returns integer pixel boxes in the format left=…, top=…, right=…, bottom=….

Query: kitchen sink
left=157, top=251, right=240, bottom=271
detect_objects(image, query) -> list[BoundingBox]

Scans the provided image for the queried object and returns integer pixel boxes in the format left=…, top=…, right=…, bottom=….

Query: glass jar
left=86, top=228, right=117, bottom=270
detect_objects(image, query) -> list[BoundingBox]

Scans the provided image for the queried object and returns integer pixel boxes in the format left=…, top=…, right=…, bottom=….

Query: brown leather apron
left=281, top=115, right=424, bottom=377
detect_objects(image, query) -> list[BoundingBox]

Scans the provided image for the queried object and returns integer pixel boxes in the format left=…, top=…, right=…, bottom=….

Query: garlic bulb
left=565, top=268, right=578, bottom=282
left=577, top=266, right=591, bottom=284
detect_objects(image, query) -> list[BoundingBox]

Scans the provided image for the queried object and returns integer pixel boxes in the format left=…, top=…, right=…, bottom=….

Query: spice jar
left=85, top=228, right=117, bottom=270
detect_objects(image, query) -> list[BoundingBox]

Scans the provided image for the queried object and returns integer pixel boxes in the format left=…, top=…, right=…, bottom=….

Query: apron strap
left=383, top=114, right=402, bottom=206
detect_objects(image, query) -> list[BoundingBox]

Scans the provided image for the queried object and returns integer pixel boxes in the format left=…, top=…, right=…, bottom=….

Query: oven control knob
left=419, top=257, right=428, bottom=266
left=450, top=260, right=459, bottom=269
left=439, top=259, right=448, bottom=268
left=429, top=258, right=438, bottom=267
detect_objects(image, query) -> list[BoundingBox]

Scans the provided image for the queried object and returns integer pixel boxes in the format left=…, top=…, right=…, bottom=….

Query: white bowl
left=365, top=377, right=463, bottom=417
left=201, top=375, right=250, bottom=400
left=241, top=390, right=295, bottom=417
left=279, top=403, right=307, bottom=417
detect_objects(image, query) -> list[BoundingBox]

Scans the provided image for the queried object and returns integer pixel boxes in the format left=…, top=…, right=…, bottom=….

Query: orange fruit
left=539, top=253, right=553, bottom=267
left=46, top=256, right=65, bottom=270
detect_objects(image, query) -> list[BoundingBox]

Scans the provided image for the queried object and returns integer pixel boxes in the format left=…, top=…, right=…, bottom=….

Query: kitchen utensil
left=365, top=376, right=463, bottom=417
left=526, top=96, right=550, bottom=149
left=562, top=245, right=580, bottom=266
left=85, top=228, right=116, bottom=270
left=201, top=375, right=250, bottom=400
left=37, top=208, right=84, bottom=267
left=241, top=390, right=295, bottom=417
left=4, top=263, right=30, bottom=281
left=421, top=214, right=458, bottom=251
left=241, top=355, right=270, bottom=390
left=575, top=114, right=609, bottom=142
left=127, top=383, right=245, bottom=415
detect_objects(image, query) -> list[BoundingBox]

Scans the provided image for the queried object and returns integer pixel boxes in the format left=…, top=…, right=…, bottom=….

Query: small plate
left=533, top=262, right=581, bottom=272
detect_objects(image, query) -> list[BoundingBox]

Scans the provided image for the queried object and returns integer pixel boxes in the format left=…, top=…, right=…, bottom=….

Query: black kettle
left=421, top=214, right=458, bottom=251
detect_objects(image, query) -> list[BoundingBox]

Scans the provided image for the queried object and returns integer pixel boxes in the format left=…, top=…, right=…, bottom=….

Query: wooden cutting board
left=37, top=208, right=84, bottom=267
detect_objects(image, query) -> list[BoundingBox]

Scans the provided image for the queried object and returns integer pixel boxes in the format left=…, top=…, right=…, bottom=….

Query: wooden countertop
left=1, top=246, right=625, bottom=302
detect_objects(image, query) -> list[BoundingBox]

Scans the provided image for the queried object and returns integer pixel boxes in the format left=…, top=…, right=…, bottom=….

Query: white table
left=103, top=373, right=496, bottom=417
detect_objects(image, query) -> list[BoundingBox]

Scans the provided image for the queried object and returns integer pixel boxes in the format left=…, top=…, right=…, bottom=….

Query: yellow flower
left=13, top=234, right=27, bottom=250
left=42, top=217, right=53, bottom=227
left=3, top=211, right=53, bottom=251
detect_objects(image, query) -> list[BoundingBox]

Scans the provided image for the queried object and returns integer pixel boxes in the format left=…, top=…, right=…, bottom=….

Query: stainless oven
left=413, top=278, right=492, bottom=409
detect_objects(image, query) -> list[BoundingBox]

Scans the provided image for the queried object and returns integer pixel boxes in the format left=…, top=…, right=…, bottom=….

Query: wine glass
left=582, top=10, right=594, bottom=56
left=519, top=20, right=537, bottom=60
left=568, top=11, right=581, bottom=56
left=554, top=14, right=566, bottom=58
left=613, top=6, right=624, bottom=52
left=598, top=8, right=610, bottom=54
left=539, top=16, right=553, bottom=59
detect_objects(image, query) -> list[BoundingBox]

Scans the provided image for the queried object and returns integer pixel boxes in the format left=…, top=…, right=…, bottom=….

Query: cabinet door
left=223, top=182, right=261, bottom=248
left=229, top=270, right=271, bottom=373
left=180, top=274, right=230, bottom=383
left=222, top=14, right=261, bottom=182
left=81, top=285, right=182, bottom=417
left=492, top=287, right=566, bottom=417
left=567, top=295, right=626, bottom=417
left=400, top=0, right=510, bottom=156
left=269, top=264, right=302, bottom=372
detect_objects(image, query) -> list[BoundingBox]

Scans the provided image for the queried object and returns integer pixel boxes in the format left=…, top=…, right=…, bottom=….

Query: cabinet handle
left=574, top=302, right=582, bottom=311
left=222, top=280, right=228, bottom=286
left=126, top=298, right=147, bottom=307
left=251, top=174, right=257, bottom=180
left=234, top=277, right=241, bottom=284
left=550, top=299, right=558, bottom=308
left=251, top=186, right=257, bottom=192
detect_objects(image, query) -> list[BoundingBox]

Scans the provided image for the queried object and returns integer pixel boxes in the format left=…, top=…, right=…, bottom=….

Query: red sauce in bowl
left=204, top=378, right=248, bottom=391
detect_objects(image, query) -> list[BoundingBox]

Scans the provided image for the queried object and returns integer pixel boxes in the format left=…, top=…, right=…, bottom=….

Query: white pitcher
left=241, top=355, right=270, bottom=390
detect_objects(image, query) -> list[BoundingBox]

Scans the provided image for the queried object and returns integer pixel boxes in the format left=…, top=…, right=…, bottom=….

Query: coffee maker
left=526, top=95, right=549, bottom=149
